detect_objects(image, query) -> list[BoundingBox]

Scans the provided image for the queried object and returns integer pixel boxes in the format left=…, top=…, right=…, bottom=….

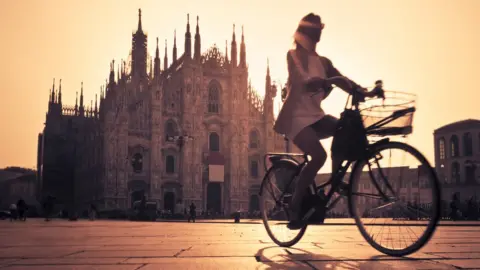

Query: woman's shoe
left=287, top=219, right=306, bottom=230
left=286, top=206, right=306, bottom=230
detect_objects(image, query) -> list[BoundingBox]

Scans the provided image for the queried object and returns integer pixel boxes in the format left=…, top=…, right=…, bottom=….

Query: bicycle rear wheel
left=348, top=141, right=441, bottom=256
left=260, top=159, right=307, bottom=247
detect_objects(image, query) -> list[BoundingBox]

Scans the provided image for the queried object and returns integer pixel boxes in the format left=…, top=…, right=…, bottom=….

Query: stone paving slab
left=0, top=260, right=19, bottom=267
left=67, top=250, right=179, bottom=258
left=3, top=265, right=143, bottom=270
left=7, top=258, right=127, bottom=265
left=1, top=219, right=480, bottom=269
left=434, top=259, right=480, bottom=269
left=307, top=259, right=456, bottom=270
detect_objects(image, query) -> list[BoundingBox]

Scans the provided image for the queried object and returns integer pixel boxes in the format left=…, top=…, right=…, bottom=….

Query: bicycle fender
left=369, top=138, right=390, bottom=149
left=259, top=158, right=301, bottom=196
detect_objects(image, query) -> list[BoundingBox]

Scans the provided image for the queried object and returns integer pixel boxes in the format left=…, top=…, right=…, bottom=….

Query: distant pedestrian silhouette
left=16, top=198, right=27, bottom=221
left=188, top=203, right=196, bottom=223
left=450, top=194, right=460, bottom=221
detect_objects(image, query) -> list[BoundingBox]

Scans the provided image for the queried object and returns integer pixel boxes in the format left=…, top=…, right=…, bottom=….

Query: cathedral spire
left=265, top=58, right=271, bottom=93
left=154, top=37, right=161, bottom=77
left=51, top=78, right=55, bottom=103
left=239, top=25, right=246, bottom=68
left=267, top=58, right=270, bottom=76
left=75, top=91, right=78, bottom=115
left=184, top=14, right=192, bottom=58
left=224, top=40, right=229, bottom=64
left=231, top=24, right=237, bottom=67
left=79, top=82, right=85, bottom=117
left=109, top=60, right=115, bottom=84
left=149, top=57, right=153, bottom=79
left=131, top=9, right=147, bottom=78
left=58, top=79, right=62, bottom=106
left=164, top=39, right=168, bottom=70
left=137, top=8, right=143, bottom=33
left=173, top=29, right=177, bottom=62
left=194, top=15, right=201, bottom=61
left=94, top=94, right=98, bottom=116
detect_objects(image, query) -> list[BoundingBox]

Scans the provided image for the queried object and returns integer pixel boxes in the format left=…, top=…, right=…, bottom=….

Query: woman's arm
left=323, top=57, right=362, bottom=94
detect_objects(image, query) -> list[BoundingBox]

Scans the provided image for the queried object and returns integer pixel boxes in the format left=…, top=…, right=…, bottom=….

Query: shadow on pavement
left=254, top=246, right=434, bottom=270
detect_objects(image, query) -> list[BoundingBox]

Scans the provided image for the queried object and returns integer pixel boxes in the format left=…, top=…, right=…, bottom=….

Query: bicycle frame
left=261, top=89, right=415, bottom=217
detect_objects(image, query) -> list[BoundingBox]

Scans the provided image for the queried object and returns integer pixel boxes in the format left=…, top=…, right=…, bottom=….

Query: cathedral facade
left=37, top=10, right=287, bottom=214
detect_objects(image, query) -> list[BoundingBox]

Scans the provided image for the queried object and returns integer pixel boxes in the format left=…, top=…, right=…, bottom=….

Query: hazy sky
left=0, top=0, right=479, bottom=172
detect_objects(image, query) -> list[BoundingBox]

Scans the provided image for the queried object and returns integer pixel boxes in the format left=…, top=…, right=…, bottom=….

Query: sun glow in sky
left=0, top=0, right=479, bottom=172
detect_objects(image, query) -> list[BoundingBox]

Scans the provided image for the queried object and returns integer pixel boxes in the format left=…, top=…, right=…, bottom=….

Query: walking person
left=188, top=202, right=196, bottom=223
left=89, top=204, right=97, bottom=221
left=16, top=198, right=27, bottom=221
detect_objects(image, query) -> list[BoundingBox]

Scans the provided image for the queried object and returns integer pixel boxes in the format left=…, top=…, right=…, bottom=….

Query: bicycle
left=259, top=78, right=441, bottom=257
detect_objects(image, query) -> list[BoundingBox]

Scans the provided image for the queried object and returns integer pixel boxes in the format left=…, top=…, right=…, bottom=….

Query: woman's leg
left=291, top=125, right=328, bottom=219
left=310, top=115, right=342, bottom=173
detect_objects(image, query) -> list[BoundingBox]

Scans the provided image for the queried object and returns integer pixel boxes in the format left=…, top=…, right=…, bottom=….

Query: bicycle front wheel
left=348, top=141, right=441, bottom=256
left=260, top=159, right=307, bottom=247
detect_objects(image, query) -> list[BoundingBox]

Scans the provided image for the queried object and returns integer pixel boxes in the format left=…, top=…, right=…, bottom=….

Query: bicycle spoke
left=350, top=141, right=440, bottom=256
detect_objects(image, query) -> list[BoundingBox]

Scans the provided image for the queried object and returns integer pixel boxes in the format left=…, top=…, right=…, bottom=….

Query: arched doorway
left=131, top=190, right=144, bottom=207
left=249, top=195, right=260, bottom=212
left=206, top=183, right=221, bottom=213
left=164, top=192, right=175, bottom=213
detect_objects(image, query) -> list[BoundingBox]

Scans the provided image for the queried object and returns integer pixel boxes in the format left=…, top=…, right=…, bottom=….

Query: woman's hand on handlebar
left=355, top=85, right=385, bottom=99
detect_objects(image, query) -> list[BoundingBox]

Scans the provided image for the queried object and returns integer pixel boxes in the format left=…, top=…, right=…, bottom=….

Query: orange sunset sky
left=0, top=0, right=478, bottom=172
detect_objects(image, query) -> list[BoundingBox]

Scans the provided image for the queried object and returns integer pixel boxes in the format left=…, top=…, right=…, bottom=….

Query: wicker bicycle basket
left=358, top=91, right=417, bottom=136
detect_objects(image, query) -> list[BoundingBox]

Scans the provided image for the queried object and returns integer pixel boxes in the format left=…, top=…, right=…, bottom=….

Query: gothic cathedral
left=37, top=10, right=287, bottom=215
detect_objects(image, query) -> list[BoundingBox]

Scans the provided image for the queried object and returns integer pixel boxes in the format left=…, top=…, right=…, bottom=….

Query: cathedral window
left=166, top=155, right=175, bottom=174
left=165, top=120, right=178, bottom=141
left=450, top=135, right=459, bottom=157
left=465, top=162, right=476, bottom=184
left=438, top=138, right=446, bottom=160
left=208, top=85, right=220, bottom=113
left=131, top=153, right=143, bottom=173
left=463, top=132, right=473, bottom=156
left=249, top=130, right=259, bottom=149
left=250, top=160, right=259, bottom=178
left=451, top=162, right=460, bottom=183
left=155, top=91, right=160, bottom=100
left=209, top=132, right=220, bottom=152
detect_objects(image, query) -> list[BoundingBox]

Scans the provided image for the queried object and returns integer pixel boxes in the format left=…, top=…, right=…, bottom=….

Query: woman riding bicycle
left=273, top=13, right=381, bottom=229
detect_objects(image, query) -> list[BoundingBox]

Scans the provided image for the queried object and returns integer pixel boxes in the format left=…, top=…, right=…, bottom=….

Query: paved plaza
left=1, top=219, right=480, bottom=269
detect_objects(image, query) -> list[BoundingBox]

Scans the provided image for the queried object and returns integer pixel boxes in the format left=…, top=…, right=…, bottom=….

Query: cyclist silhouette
left=273, top=13, right=379, bottom=229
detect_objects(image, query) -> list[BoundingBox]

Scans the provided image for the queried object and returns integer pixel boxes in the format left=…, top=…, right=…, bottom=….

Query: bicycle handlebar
left=351, top=79, right=385, bottom=107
